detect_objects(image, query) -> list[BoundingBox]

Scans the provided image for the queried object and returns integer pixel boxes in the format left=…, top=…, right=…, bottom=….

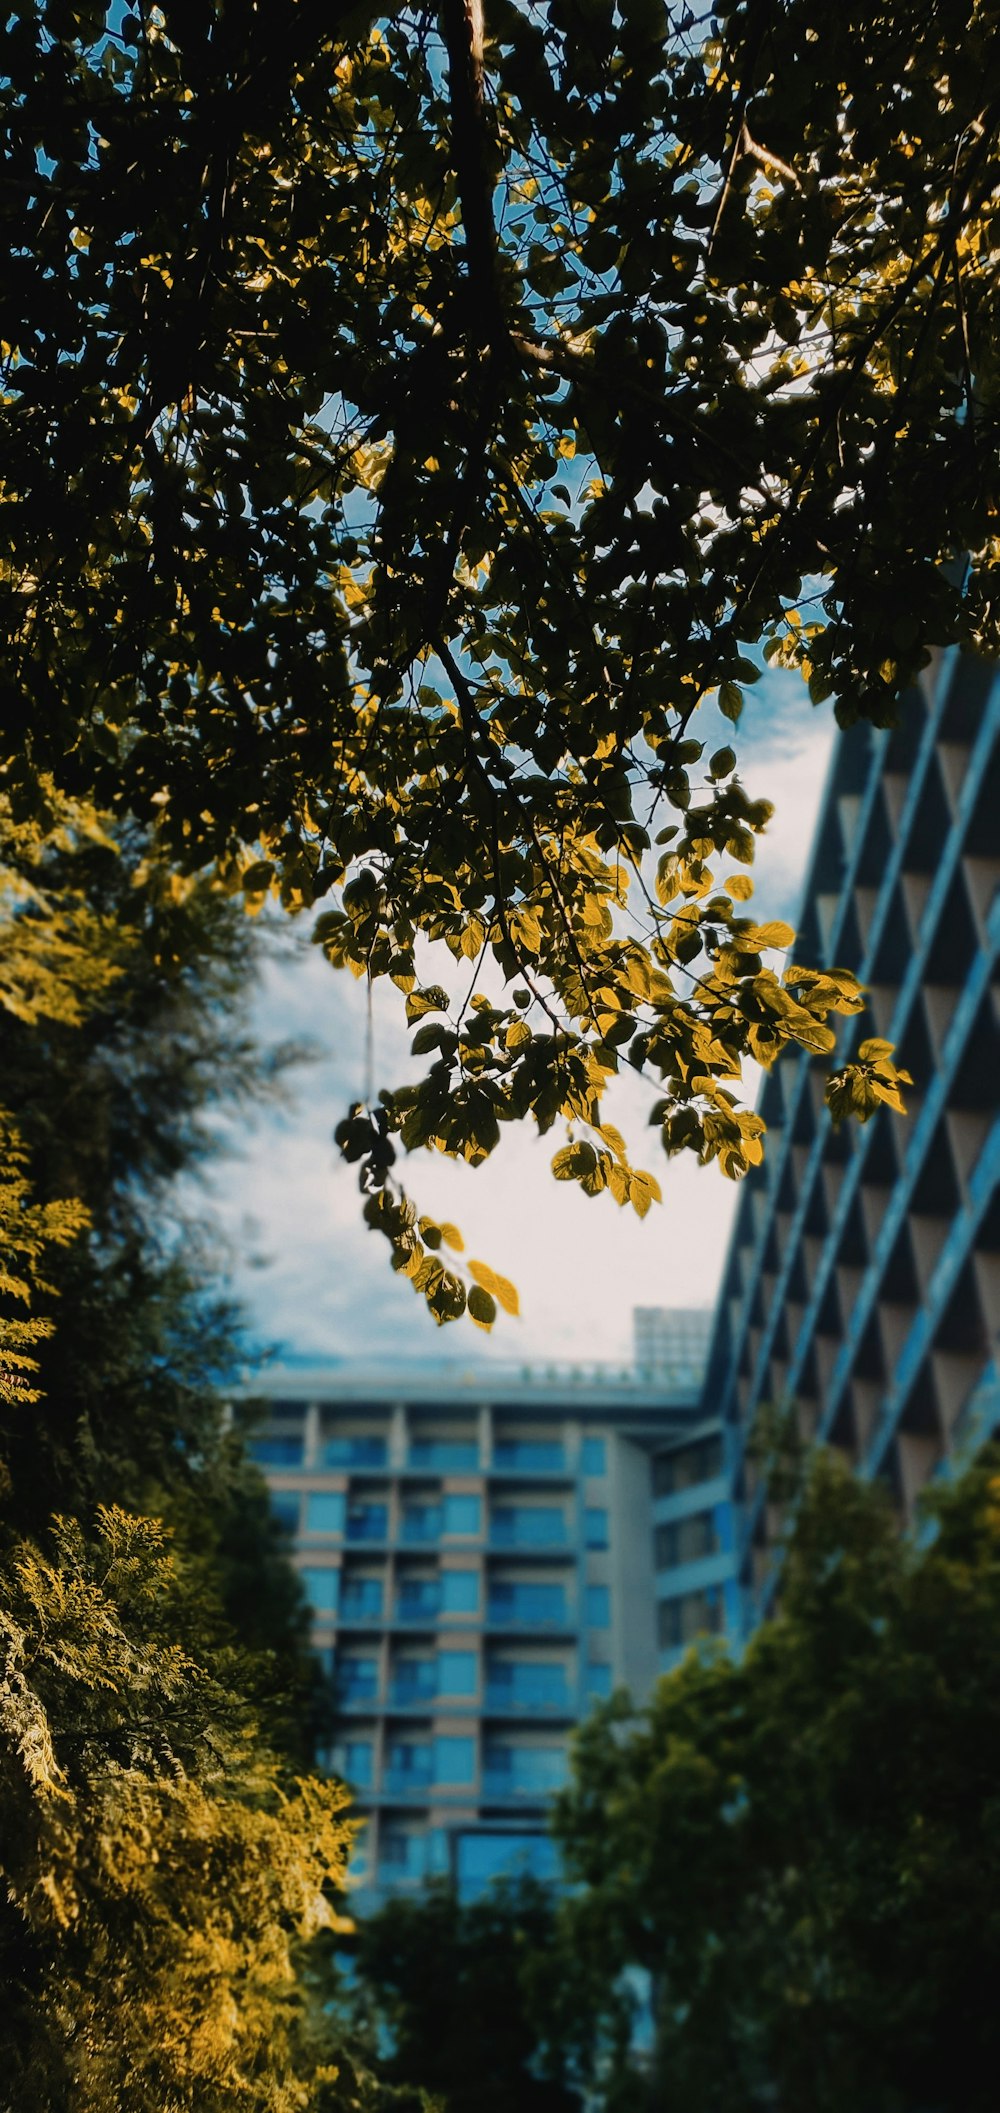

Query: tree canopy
left=4, top=0, right=995, bottom=1320
left=551, top=1449, right=1000, bottom=2113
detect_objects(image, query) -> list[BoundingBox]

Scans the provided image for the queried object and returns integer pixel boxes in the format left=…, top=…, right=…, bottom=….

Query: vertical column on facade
left=303, top=1401, right=321, bottom=1468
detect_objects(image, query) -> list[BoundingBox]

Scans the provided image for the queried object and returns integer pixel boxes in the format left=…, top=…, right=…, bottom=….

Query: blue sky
left=200, top=669, right=835, bottom=1372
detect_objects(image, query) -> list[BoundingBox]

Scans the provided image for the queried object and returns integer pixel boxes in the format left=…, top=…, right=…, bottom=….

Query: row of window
left=334, top=1652, right=612, bottom=1707
left=653, top=1509, right=718, bottom=1569
left=276, top=1491, right=608, bottom=1545
left=252, top=1435, right=609, bottom=1474
left=303, top=1570, right=612, bottom=1627
left=334, top=1736, right=570, bottom=1794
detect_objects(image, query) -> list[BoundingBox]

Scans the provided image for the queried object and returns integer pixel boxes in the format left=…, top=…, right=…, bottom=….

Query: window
left=441, top=1570, right=479, bottom=1613
left=585, top=1584, right=610, bottom=1628
left=269, top=1491, right=300, bottom=1535
left=340, top=1576, right=383, bottom=1618
left=493, top=1439, right=564, bottom=1471
left=397, top=1577, right=440, bottom=1619
left=585, top=1662, right=613, bottom=1700
left=410, top=1439, right=479, bottom=1471
left=443, top=1494, right=481, bottom=1535
left=434, top=1735, right=475, bottom=1783
left=305, top=1492, right=346, bottom=1537
left=456, top=1831, right=560, bottom=1895
left=392, top=1658, right=436, bottom=1702
left=380, top=1830, right=426, bottom=1877
left=491, top=1506, right=566, bottom=1546
left=323, top=1435, right=387, bottom=1467
left=486, top=1661, right=570, bottom=1710
left=653, top=1434, right=723, bottom=1496
left=301, top=1567, right=339, bottom=1613
left=346, top=1502, right=388, bottom=1542
left=386, top=1741, right=433, bottom=1786
left=483, top=1745, right=567, bottom=1794
left=248, top=1435, right=303, bottom=1466
left=581, top=1436, right=607, bottom=1476
left=337, top=1656, right=378, bottom=1701
left=401, top=1503, right=441, bottom=1542
left=342, top=1741, right=373, bottom=1787
left=654, top=1511, right=717, bottom=1569
left=438, top=1650, right=477, bottom=1695
left=488, top=1581, right=567, bottom=1625
left=657, top=1588, right=724, bottom=1649
left=584, top=1508, right=609, bottom=1549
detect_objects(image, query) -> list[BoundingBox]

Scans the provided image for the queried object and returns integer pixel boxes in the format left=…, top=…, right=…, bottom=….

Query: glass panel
left=386, top=1742, right=433, bottom=1789
left=269, top=1491, right=300, bottom=1535
left=442, top=1494, right=481, bottom=1535
left=410, top=1440, right=479, bottom=1471
left=392, top=1659, right=436, bottom=1702
left=346, top=1503, right=388, bottom=1542
left=490, top=1507, right=566, bottom=1546
left=249, top=1436, right=303, bottom=1466
left=438, top=1650, right=477, bottom=1695
left=652, top=1434, right=723, bottom=1496
left=482, top=1746, right=567, bottom=1794
left=585, top=1662, right=613, bottom=1700
left=400, top=1504, right=442, bottom=1543
left=380, top=1831, right=426, bottom=1876
left=397, top=1579, right=441, bottom=1619
left=493, top=1440, right=564, bottom=1471
left=305, top=1492, right=346, bottom=1536
left=440, top=1570, right=479, bottom=1612
left=657, top=1588, right=724, bottom=1648
left=323, top=1436, right=387, bottom=1467
left=581, top=1437, right=607, bottom=1475
left=343, top=1741, right=373, bottom=1786
left=584, top=1508, right=609, bottom=1549
left=301, top=1567, right=339, bottom=1612
left=337, top=1656, right=379, bottom=1700
left=654, top=1511, right=717, bottom=1568
left=584, top=1584, right=610, bottom=1628
left=485, top=1661, right=570, bottom=1710
left=488, top=1583, right=567, bottom=1625
left=456, top=1831, right=560, bottom=1895
left=434, top=1735, right=475, bottom=1783
left=340, top=1577, right=383, bottom=1617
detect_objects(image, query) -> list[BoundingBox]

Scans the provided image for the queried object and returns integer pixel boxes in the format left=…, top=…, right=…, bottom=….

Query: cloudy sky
left=200, top=669, right=834, bottom=1374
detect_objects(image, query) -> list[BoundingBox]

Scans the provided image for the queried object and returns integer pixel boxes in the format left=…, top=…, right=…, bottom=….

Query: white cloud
left=198, top=672, right=834, bottom=1370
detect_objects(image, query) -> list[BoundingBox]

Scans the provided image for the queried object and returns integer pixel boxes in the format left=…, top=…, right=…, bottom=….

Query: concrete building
left=706, top=648, right=1000, bottom=1630
left=236, top=1342, right=706, bottom=1903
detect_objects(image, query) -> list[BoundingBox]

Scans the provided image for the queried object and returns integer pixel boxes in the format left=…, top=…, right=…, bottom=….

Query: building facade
left=706, top=647, right=1000, bottom=1629
left=237, top=1352, right=703, bottom=1903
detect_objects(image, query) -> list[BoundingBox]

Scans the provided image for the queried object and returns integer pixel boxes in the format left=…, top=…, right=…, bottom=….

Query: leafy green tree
left=349, top=1877, right=583, bottom=2113
left=4, top=0, right=977, bottom=1318
left=552, top=1449, right=1000, bottom=2113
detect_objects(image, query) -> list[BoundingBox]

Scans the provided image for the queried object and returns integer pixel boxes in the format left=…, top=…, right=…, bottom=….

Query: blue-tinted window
left=585, top=1662, right=613, bottom=1700
left=483, top=1745, right=567, bottom=1794
left=323, top=1435, right=387, bottom=1468
left=486, top=1661, right=570, bottom=1709
left=301, top=1567, right=339, bottom=1612
left=491, top=1507, right=566, bottom=1546
left=581, top=1437, right=607, bottom=1475
left=337, top=1656, right=378, bottom=1700
left=270, top=1491, right=300, bottom=1535
left=584, top=1508, right=609, bottom=1549
left=386, top=1741, right=433, bottom=1786
left=397, top=1578, right=440, bottom=1618
left=435, top=1735, right=475, bottom=1783
left=443, top=1494, right=481, bottom=1535
left=343, top=1741, right=373, bottom=1787
left=340, top=1576, right=383, bottom=1618
left=438, top=1650, right=477, bottom=1695
left=393, top=1658, right=436, bottom=1702
left=456, top=1830, right=560, bottom=1895
left=400, top=1503, right=442, bottom=1542
left=585, top=1584, right=610, bottom=1628
left=410, top=1440, right=479, bottom=1471
left=305, top=1492, right=346, bottom=1536
left=249, top=1435, right=303, bottom=1466
left=346, top=1502, right=388, bottom=1542
left=441, top=1570, right=479, bottom=1613
left=488, top=1582, right=566, bottom=1625
left=493, top=1440, right=564, bottom=1471
left=380, top=1830, right=426, bottom=1876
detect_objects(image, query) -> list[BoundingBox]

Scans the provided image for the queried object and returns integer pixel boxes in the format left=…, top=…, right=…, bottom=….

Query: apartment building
left=705, top=647, right=1000, bottom=1628
left=236, top=1348, right=703, bottom=1903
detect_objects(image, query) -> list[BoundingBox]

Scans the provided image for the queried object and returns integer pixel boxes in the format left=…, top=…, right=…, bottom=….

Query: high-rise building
left=706, top=649, right=1000, bottom=1632
left=234, top=1342, right=706, bottom=1904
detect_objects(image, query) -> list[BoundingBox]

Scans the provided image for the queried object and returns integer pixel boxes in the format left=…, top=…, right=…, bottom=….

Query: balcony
left=390, top=1677, right=437, bottom=1707
left=346, top=1510, right=389, bottom=1543
left=383, top=1771, right=434, bottom=1798
left=339, top=1590, right=384, bottom=1623
left=484, top=1684, right=572, bottom=1716
left=399, top=1511, right=442, bottom=1544
left=487, top=1590, right=569, bottom=1628
left=490, top=1513, right=567, bottom=1549
left=395, top=1593, right=441, bottom=1623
